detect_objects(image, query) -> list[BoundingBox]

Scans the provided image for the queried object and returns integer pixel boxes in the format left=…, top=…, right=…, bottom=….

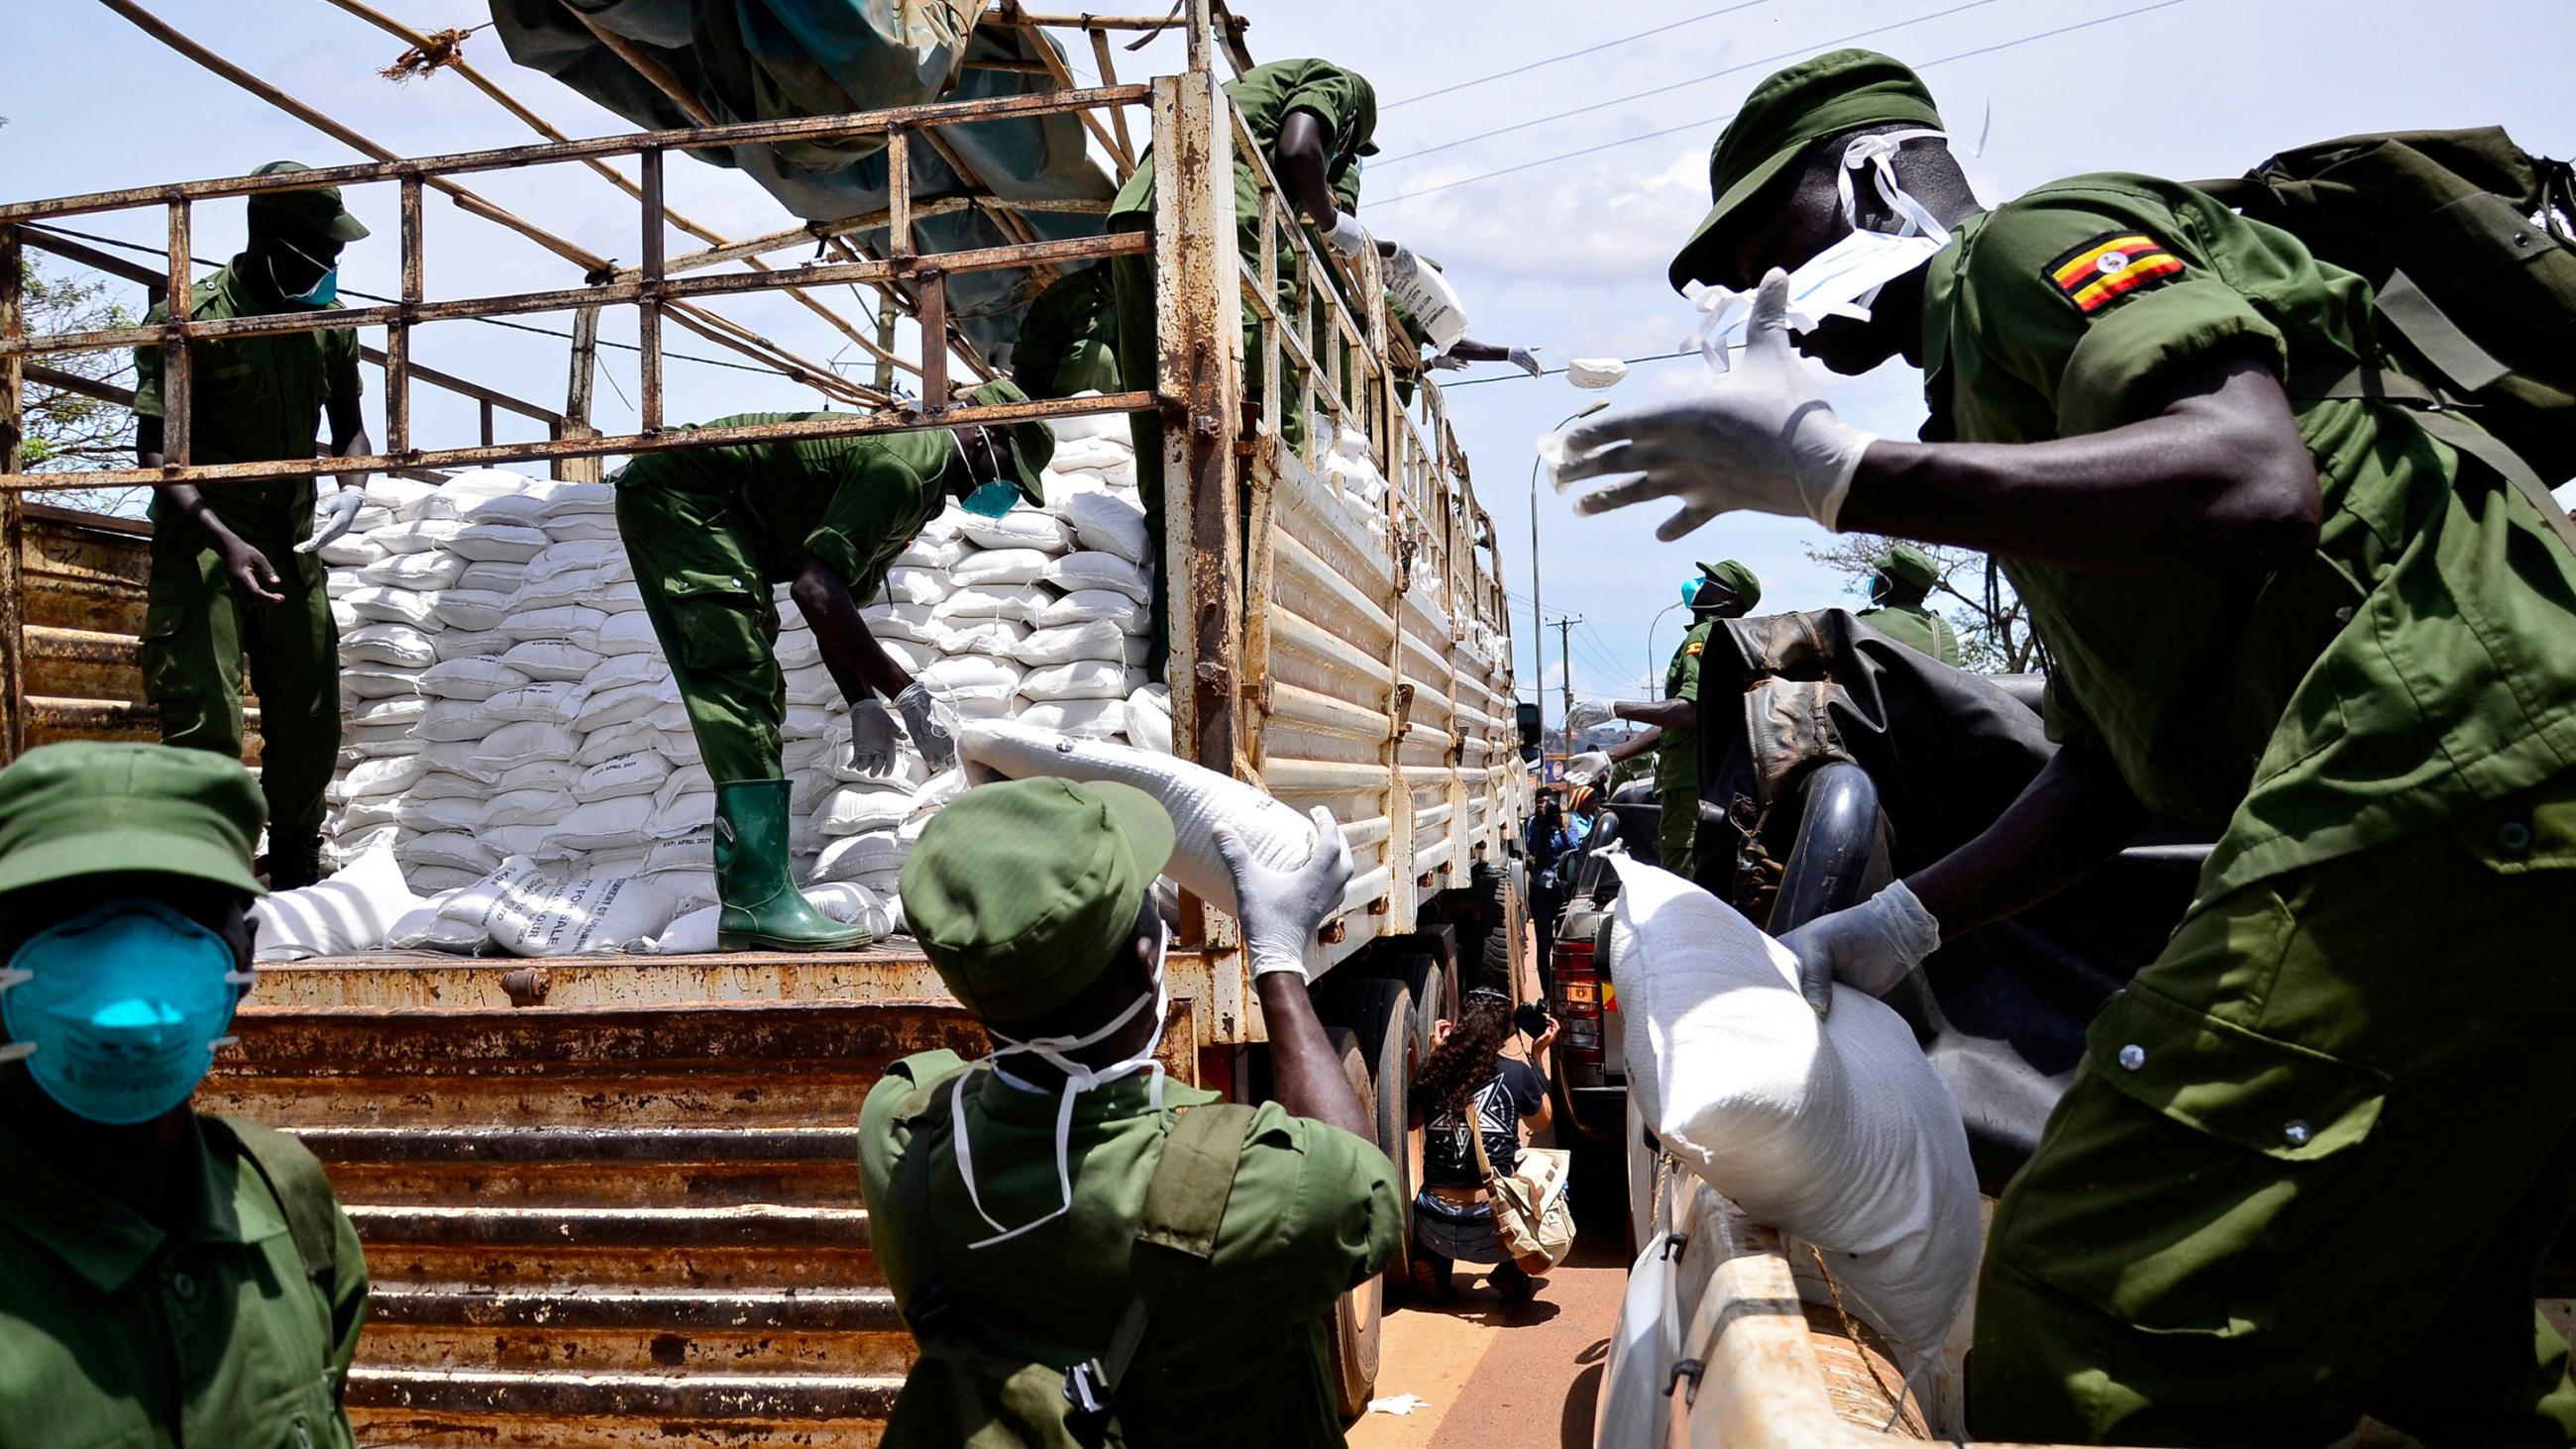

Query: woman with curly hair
left=1407, top=988, right=1556, bottom=1303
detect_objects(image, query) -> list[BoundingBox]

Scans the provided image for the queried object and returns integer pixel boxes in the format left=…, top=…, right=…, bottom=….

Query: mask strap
left=0, top=1042, right=32, bottom=1066
left=1837, top=128, right=1952, bottom=244
left=953, top=929, right=1171, bottom=1250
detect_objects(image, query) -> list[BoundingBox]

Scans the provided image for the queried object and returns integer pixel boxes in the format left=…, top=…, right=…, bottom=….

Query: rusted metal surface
left=0, top=226, right=20, bottom=763
left=8, top=389, right=1156, bottom=493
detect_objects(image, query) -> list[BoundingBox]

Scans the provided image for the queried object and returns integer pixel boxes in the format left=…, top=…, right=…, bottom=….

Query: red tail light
left=1551, top=937, right=1602, bottom=1065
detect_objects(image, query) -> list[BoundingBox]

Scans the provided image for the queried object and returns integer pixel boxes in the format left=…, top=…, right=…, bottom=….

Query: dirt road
left=1347, top=1228, right=1628, bottom=1448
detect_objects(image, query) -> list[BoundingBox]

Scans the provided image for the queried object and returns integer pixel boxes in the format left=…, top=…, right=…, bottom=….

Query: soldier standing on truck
left=1107, top=57, right=1386, bottom=664
left=0, top=742, right=370, bottom=1447
left=1853, top=543, right=1961, bottom=665
left=1561, top=48, right=2576, bottom=1445
left=1572, top=560, right=1761, bottom=884
left=861, top=777, right=1400, bottom=1446
left=1011, top=262, right=1123, bottom=401
left=132, top=161, right=375, bottom=891
left=612, top=380, right=1054, bottom=953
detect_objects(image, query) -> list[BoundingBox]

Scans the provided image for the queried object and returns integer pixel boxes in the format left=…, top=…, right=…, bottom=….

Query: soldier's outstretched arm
left=1841, top=347, right=2318, bottom=574
left=788, top=554, right=912, bottom=704
left=1904, top=739, right=2143, bottom=938
left=138, top=418, right=282, bottom=604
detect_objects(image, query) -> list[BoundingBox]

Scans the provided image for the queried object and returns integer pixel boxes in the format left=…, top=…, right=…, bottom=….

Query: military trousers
left=615, top=482, right=788, bottom=785
left=142, top=527, right=339, bottom=845
left=1972, top=775, right=2576, bottom=1446
left=1110, top=241, right=1311, bottom=673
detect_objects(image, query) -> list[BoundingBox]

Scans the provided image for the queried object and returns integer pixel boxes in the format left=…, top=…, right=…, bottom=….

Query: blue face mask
left=0, top=900, right=251, bottom=1126
left=1679, top=578, right=1703, bottom=607
left=269, top=238, right=340, bottom=307
left=953, top=425, right=1022, bottom=518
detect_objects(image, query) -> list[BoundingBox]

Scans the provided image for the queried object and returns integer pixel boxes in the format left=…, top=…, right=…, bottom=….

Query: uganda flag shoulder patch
left=1684, top=641, right=1704, bottom=657
left=2046, top=231, right=2185, bottom=314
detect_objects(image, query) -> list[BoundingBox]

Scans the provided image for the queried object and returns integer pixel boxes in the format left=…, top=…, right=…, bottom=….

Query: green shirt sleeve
left=131, top=295, right=172, bottom=421
left=808, top=446, right=941, bottom=604
left=1958, top=185, right=2290, bottom=438
left=325, top=1200, right=371, bottom=1394
left=1666, top=624, right=1709, bottom=704
left=1215, top=1106, right=1402, bottom=1309
left=854, top=1050, right=968, bottom=1311
left=326, top=324, right=362, bottom=404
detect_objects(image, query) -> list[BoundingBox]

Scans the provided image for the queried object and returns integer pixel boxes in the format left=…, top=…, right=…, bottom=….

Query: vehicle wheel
left=1479, top=863, right=1518, bottom=994
left=1324, top=1025, right=1383, bottom=1418
left=1320, top=976, right=1421, bottom=1291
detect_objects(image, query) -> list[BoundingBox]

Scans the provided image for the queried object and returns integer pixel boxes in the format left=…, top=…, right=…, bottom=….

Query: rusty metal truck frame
left=0, top=0, right=1522, bottom=1032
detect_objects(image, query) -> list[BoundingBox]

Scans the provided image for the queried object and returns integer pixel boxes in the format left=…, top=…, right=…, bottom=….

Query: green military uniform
left=1655, top=560, right=1762, bottom=882
left=1854, top=543, right=1960, bottom=665
left=1655, top=620, right=1715, bottom=882
left=1011, top=264, right=1123, bottom=400
left=859, top=1061, right=1401, bottom=1446
left=0, top=740, right=370, bottom=1449
left=132, top=259, right=361, bottom=851
left=1107, top=58, right=1379, bottom=657
left=0, top=1113, right=371, bottom=1449
left=611, top=391, right=1048, bottom=784
left=1674, top=50, right=2576, bottom=1442
left=1937, top=171, right=2576, bottom=1444
left=867, top=776, right=1401, bottom=1446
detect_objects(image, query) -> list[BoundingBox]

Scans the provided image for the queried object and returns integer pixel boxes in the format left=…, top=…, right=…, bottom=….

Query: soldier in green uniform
left=613, top=380, right=1053, bottom=952
left=0, top=742, right=370, bottom=1448
left=132, top=161, right=375, bottom=890
left=1107, top=57, right=1383, bottom=660
left=1011, top=263, right=1122, bottom=400
left=1562, top=48, right=2576, bottom=1445
left=1581, top=560, right=1761, bottom=883
left=1854, top=542, right=1960, bottom=665
left=860, top=777, right=1399, bottom=1445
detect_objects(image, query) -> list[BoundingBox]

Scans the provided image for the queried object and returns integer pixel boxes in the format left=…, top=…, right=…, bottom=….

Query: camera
left=1513, top=1002, right=1551, bottom=1038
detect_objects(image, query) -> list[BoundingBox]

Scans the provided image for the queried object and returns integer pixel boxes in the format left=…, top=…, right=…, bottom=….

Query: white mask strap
left=953, top=927, right=1173, bottom=1250
left=0, top=1041, right=33, bottom=1066
left=1837, top=128, right=1951, bottom=244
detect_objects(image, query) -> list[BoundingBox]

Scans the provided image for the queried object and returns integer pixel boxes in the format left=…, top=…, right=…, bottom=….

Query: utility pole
left=1551, top=615, right=1582, bottom=760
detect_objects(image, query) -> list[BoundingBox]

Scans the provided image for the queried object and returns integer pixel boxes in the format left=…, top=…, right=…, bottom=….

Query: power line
left=1367, top=0, right=2194, bottom=208
left=1382, top=0, right=1772, bottom=111
left=25, top=223, right=813, bottom=381
left=1372, top=0, right=2008, bottom=170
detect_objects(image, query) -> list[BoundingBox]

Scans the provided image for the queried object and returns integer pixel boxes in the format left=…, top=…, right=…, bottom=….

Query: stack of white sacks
left=280, top=399, right=1174, bottom=959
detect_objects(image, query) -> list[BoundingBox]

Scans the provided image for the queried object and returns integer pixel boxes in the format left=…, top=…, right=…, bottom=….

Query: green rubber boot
left=714, top=779, right=874, bottom=953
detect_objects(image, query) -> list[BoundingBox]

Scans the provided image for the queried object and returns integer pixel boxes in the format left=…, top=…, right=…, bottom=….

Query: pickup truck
left=0, top=9, right=1531, bottom=1438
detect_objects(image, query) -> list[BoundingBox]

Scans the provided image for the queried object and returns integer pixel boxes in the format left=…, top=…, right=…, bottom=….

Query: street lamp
left=1530, top=399, right=1611, bottom=763
left=1644, top=599, right=1687, bottom=703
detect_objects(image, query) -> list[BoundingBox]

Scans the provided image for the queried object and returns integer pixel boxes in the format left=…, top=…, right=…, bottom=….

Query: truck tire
left=1318, top=976, right=1421, bottom=1291
left=1323, top=1025, right=1383, bottom=1417
left=1477, top=862, right=1517, bottom=994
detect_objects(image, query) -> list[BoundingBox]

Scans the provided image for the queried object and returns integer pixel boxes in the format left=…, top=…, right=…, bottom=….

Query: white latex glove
left=1563, top=751, right=1611, bottom=785
left=1562, top=700, right=1615, bottom=734
left=1549, top=269, right=1877, bottom=538
left=848, top=698, right=901, bottom=777
left=894, top=680, right=959, bottom=774
left=1773, top=879, right=1942, bottom=1018
left=294, top=487, right=366, bottom=556
left=1507, top=346, right=1544, bottom=378
left=1213, top=805, right=1354, bottom=981
left=1384, top=245, right=1422, bottom=282
left=1323, top=212, right=1369, bottom=259
left=1424, top=351, right=1470, bottom=372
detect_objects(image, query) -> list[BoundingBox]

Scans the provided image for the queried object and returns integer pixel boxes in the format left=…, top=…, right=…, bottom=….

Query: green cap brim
left=0, top=806, right=266, bottom=897
left=1668, top=143, right=1810, bottom=294
left=323, top=212, right=372, bottom=243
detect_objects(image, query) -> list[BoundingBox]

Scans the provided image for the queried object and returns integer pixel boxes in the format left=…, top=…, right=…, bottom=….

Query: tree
left=1805, top=533, right=2044, bottom=673
left=15, top=258, right=147, bottom=517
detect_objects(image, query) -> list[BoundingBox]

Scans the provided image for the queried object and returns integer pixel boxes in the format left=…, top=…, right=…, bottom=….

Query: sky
left=5, top=0, right=2572, bottom=709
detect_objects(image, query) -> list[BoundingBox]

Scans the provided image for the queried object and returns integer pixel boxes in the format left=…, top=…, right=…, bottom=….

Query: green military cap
left=0, top=742, right=267, bottom=897
left=901, top=777, right=1174, bottom=1021
left=1697, top=559, right=1763, bottom=611
left=1667, top=50, right=1943, bottom=292
left=961, top=378, right=1057, bottom=508
left=1878, top=542, right=1940, bottom=592
left=246, top=160, right=372, bottom=243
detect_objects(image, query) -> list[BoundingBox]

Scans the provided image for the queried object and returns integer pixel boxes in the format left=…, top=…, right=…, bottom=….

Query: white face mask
left=1686, top=128, right=1954, bottom=372
left=951, top=921, right=1171, bottom=1250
